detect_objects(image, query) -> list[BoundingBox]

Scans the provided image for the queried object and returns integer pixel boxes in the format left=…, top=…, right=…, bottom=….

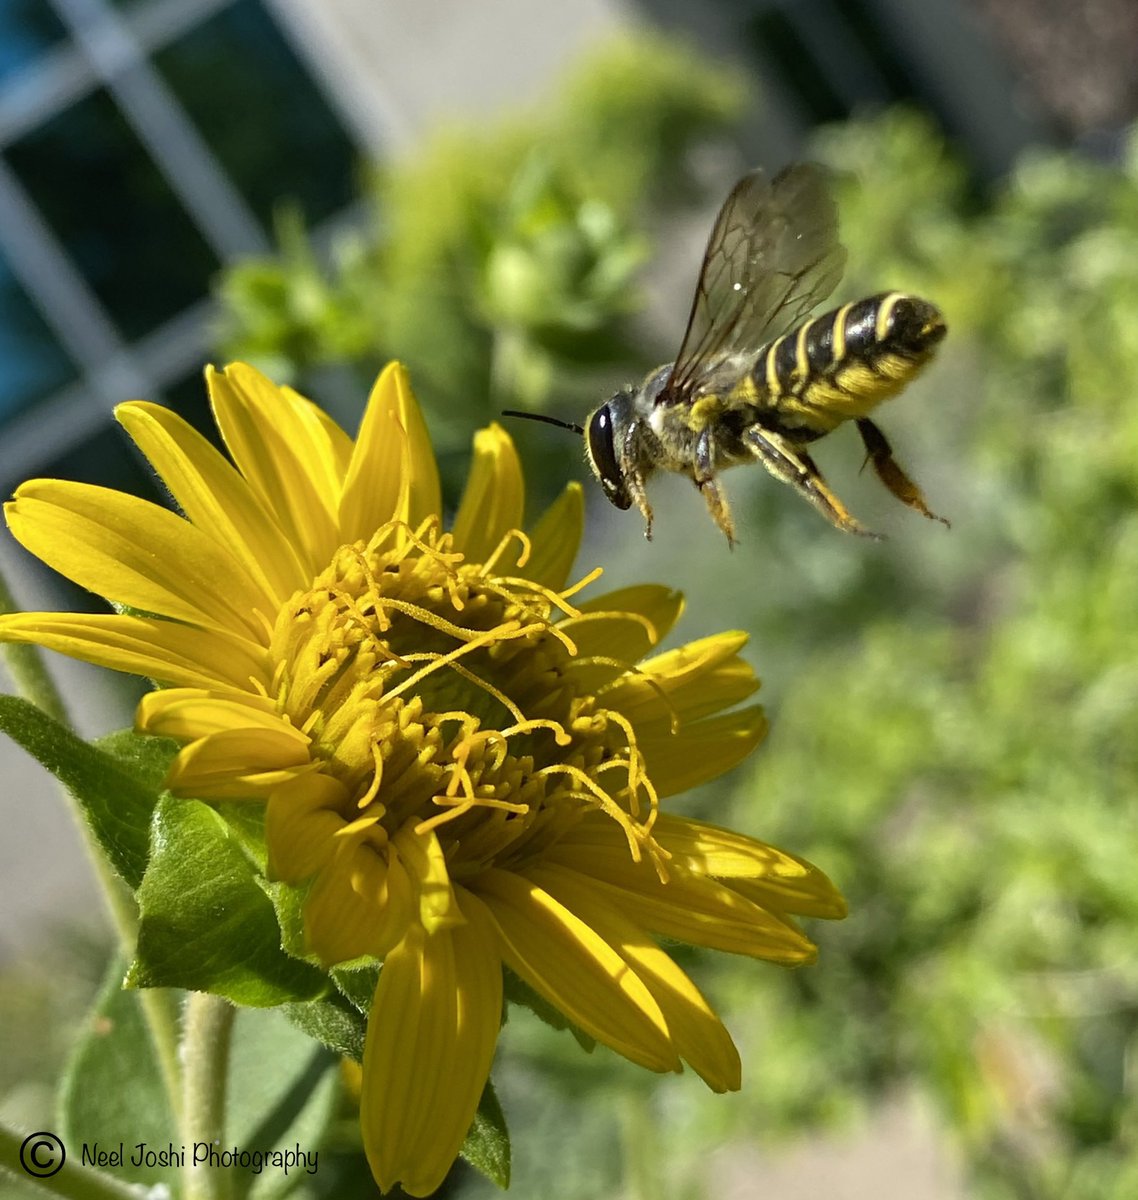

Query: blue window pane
left=0, top=1, right=68, bottom=89
left=155, top=0, right=358, bottom=228
left=0, top=253, right=77, bottom=423
left=5, top=87, right=219, bottom=341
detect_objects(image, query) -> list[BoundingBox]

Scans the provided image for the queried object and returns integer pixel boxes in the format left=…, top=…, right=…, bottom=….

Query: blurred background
left=3, top=0, right=1138, bottom=1196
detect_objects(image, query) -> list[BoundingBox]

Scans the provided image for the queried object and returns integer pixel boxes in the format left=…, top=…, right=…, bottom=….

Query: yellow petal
left=603, top=632, right=759, bottom=725
left=562, top=585, right=685, bottom=667
left=547, top=832, right=817, bottom=964
left=0, top=612, right=269, bottom=691
left=304, top=831, right=412, bottom=962
left=473, top=867, right=680, bottom=1073
left=265, top=773, right=351, bottom=881
left=283, top=387, right=355, bottom=483
left=167, top=728, right=314, bottom=798
left=650, top=812, right=812, bottom=880
left=6, top=482, right=270, bottom=640
left=524, top=482, right=583, bottom=591
left=207, top=363, right=342, bottom=572
left=639, top=705, right=769, bottom=796
left=730, top=876, right=848, bottom=921
left=451, top=424, right=525, bottom=565
left=361, top=891, right=502, bottom=1197
left=137, top=688, right=306, bottom=747
left=529, top=863, right=741, bottom=1091
left=116, top=401, right=309, bottom=606
left=392, top=821, right=462, bottom=933
left=339, top=362, right=441, bottom=543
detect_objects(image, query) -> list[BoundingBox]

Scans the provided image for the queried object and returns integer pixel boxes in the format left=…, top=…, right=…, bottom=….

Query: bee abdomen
left=754, top=291, right=946, bottom=427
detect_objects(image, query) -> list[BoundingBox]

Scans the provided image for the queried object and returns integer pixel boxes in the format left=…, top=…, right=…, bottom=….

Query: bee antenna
left=501, top=409, right=585, bottom=436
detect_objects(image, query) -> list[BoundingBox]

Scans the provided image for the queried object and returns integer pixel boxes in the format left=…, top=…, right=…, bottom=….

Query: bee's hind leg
left=695, top=428, right=737, bottom=547
left=856, top=418, right=949, bottom=527
left=743, top=425, right=878, bottom=538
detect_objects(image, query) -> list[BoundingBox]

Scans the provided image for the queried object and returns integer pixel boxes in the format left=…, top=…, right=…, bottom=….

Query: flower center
left=265, top=519, right=662, bottom=878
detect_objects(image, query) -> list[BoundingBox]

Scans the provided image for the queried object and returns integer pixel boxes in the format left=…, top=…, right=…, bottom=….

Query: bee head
left=585, top=392, right=634, bottom=511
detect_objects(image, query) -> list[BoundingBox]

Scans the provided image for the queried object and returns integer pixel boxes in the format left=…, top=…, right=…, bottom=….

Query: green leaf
left=462, top=1079, right=511, bottom=1189
left=0, top=697, right=165, bottom=889
left=128, top=796, right=328, bottom=1006
left=330, top=963, right=381, bottom=1013
left=226, top=1008, right=341, bottom=1200
left=283, top=995, right=366, bottom=1063
left=59, top=955, right=180, bottom=1189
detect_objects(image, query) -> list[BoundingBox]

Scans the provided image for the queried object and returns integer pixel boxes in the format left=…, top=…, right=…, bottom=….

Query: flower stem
left=0, top=1121, right=141, bottom=1200
left=181, top=993, right=236, bottom=1200
left=0, top=570, right=69, bottom=725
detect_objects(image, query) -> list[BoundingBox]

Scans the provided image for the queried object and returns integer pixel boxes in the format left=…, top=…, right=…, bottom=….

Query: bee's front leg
left=743, top=425, right=878, bottom=538
left=694, top=428, right=737, bottom=548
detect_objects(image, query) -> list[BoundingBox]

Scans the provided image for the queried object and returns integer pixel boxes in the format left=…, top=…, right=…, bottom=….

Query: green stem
left=181, top=993, right=236, bottom=1200
left=0, top=572, right=70, bottom=726
left=0, top=1121, right=142, bottom=1200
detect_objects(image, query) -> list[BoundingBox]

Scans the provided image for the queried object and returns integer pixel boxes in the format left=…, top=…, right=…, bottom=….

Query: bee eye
left=587, top=406, right=632, bottom=510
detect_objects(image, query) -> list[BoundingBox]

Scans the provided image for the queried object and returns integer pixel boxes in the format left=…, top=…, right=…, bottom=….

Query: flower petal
left=5, top=481, right=270, bottom=640
left=451, top=424, right=525, bottom=564
left=167, top=728, right=314, bottom=798
left=529, top=863, right=741, bottom=1091
left=265, top=773, right=352, bottom=882
left=603, top=632, right=759, bottom=725
left=638, top=705, right=769, bottom=796
left=207, top=363, right=342, bottom=572
left=472, top=866, right=680, bottom=1073
left=562, top=585, right=685, bottom=668
left=137, top=688, right=306, bottom=746
left=547, top=829, right=817, bottom=964
left=524, top=482, right=583, bottom=591
left=339, top=362, right=441, bottom=543
left=0, top=612, right=268, bottom=691
left=304, top=818, right=413, bottom=962
left=116, top=400, right=309, bottom=605
left=361, top=890, right=502, bottom=1197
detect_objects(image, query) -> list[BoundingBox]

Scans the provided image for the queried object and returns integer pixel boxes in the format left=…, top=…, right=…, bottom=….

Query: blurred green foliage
left=215, top=38, right=1138, bottom=1200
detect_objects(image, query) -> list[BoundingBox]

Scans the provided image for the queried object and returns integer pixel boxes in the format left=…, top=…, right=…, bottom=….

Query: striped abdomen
left=751, top=291, right=946, bottom=433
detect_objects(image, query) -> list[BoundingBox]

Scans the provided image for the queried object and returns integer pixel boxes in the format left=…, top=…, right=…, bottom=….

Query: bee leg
left=694, top=428, right=737, bottom=547
left=856, top=419, right=950, bottom=527
left=627, top=471, right=655, bottom=540
left=743, top=426, right=878, bottom=538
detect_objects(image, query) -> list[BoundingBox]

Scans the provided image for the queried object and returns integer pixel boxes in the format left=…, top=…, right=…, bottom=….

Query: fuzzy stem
left=181, top=993, right=237, bottom=1200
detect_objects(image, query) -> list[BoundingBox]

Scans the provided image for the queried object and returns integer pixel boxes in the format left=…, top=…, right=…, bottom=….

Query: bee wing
left=660, top=163, right=848, bottom=406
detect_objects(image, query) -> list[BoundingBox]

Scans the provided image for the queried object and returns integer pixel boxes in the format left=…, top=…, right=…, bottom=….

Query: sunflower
left=0, top=362, right=845, bottom=1195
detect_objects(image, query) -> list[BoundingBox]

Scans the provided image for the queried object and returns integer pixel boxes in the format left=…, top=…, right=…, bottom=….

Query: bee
left=505, top=164, right=948, bottom=545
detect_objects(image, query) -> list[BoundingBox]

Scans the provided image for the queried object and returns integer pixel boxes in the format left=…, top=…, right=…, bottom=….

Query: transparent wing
left=660, top=163, right=848, bottom=406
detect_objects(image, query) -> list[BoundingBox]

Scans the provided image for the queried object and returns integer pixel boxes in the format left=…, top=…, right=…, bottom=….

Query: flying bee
left=505, top=163, right=948, bottom=545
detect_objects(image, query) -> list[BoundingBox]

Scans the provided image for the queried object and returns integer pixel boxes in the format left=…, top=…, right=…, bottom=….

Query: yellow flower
left=0, top=363, right=846, bottom=1195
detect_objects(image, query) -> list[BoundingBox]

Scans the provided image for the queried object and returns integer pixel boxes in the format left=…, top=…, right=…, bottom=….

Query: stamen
left=381, top=622, right=525, bottom=705
left=559, top=565, right=604, bottom=601
left=560, top=608, right=661, bottom=646
left=481, top=528, right=532, bottom=574
left=356, top=740, right=385, bottom=810
left=374, top=597, right=511, bottom=645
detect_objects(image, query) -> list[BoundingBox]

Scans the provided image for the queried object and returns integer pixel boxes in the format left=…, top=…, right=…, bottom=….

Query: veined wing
left=660, top=163, right=848, bottom=406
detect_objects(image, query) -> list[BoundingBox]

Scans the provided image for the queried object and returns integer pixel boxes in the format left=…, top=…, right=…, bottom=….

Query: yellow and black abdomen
left=749, top=291, right=947, bottom=435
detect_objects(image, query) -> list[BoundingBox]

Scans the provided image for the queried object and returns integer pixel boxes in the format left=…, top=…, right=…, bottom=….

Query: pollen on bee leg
left=696, top=473, right=737, bottom=548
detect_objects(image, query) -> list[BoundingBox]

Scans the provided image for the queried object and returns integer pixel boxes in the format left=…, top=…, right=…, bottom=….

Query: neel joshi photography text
left=82, top=1141, right=319, bottom=1175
